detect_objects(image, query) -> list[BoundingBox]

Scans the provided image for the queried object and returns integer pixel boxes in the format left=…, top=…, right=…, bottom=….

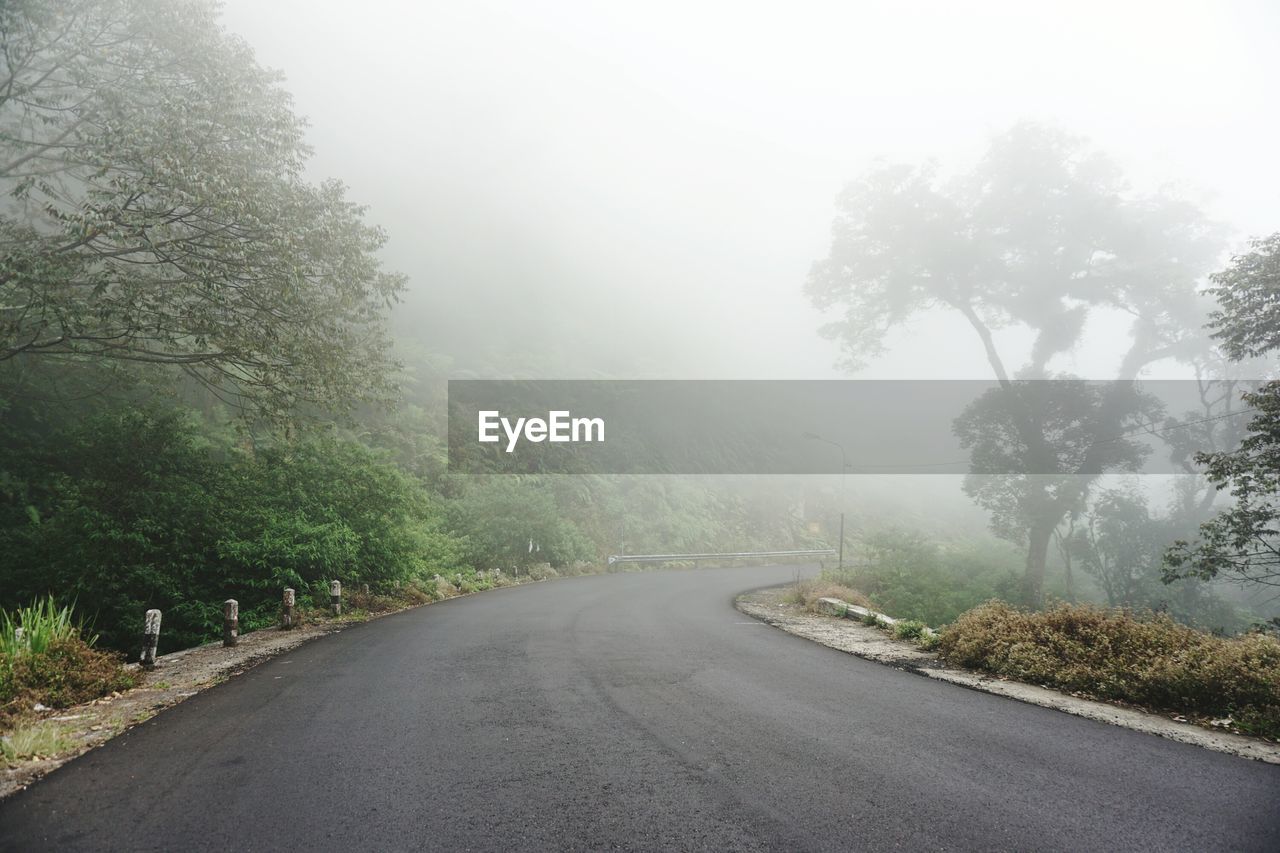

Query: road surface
left=1, top=565, right=1277, bottom=851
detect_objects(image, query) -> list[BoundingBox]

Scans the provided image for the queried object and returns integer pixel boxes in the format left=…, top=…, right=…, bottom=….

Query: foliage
left=1164, top=235, right=1280, bottom=588
left=1070, top=488, right=1164, bottom=606
left=0, top=597, right=86, bottom=658
left=0, top=0, right=403, bottom=422
left=445, top=477, right=595, bottom=571
left=1165, top=382, right=1280, bottom=588
left=834, top=529, right=1020, bottom=626
left=893, top=619, right=928, bottom=641
left=939, top=601, right=1280, bottom=738
left=1205, top=234, right=1280, bottom=361
left=0, top=406, right=466, bottom=650
left=3, top=638, right=133, bottom=714
left=955, top=380, right=1159, bottom=605
left=0, top=597, right=133, bottom=732
left=806, top=122, right=1219, bottom=376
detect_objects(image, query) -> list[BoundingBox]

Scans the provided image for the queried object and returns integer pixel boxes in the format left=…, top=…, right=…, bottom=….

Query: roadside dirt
left=737, top=586, right=1280, bottom=765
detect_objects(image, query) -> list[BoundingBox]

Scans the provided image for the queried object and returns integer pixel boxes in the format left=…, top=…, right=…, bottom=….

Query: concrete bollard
left=223, top=599, right=239, bottom=647
left=330, top=580, right=342, bottom=616
left=282, top=588, right=295, bottom=629
left=141, top=609, right=161, bottom=669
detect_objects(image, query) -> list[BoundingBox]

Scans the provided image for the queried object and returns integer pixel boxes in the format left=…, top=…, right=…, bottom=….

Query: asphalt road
left=1, top=565, right=1277, bottom=851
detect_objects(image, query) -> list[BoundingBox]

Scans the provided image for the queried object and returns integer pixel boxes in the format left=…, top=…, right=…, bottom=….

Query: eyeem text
left=478, top=410, right=605, bottom=453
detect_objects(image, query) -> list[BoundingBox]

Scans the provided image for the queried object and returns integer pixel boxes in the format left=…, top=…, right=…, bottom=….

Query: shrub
left=939, top=601, right=1280, bottom=738
left=788, top=578, right=874, bottom=613
left=7, top=639, right=133, bottom=709
left=1, top=638, right=133, bottom=731
left=1, top=408, right=469, bottom=652
left=527, top=564, right=560, bottom=582
left=831, top=530, right=1020, bottom=626
left=893, top=620, right=928, bottom=641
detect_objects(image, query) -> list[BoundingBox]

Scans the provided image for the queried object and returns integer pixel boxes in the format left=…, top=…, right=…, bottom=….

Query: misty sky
left=219, top=0, right=1280, bottom=380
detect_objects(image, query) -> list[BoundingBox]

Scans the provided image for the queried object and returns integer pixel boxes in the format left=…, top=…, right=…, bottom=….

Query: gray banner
left=447, top=379, right=1259, bottom=475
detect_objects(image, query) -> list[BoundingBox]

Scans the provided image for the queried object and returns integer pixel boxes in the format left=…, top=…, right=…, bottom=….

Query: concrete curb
left=737, top=589, right=1280, bottom=766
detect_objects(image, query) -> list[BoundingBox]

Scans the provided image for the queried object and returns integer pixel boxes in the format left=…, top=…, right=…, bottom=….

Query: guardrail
left=607, top=549, right=836, bottom=566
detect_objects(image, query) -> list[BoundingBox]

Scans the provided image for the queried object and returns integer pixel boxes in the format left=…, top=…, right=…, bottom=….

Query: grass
left=939, top=600, right=1280, bottom=739
left=0, top=597, right=87, bottom=657
left=0, top=720, right=75, bottom=764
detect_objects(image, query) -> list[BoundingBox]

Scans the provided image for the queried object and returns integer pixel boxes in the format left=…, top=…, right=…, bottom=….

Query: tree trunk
left=1023, top=522, right=1054, bottom=608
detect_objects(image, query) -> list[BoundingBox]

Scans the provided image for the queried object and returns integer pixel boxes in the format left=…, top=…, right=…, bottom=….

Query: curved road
left=1, top=565, right=1277, bottom=851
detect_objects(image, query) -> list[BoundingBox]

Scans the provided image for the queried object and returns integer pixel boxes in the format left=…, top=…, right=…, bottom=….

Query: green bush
left=445, top=479, right=594, bottom=571
left=893, top=619, right=928, bottom=641
left=831, top=529, right=1020, bottom=626
left=1, top=408, right=468, bottom=651
left=939, top=601, right=1280, bottom=738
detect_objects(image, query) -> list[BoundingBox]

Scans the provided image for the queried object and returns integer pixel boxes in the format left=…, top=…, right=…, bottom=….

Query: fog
left=4, top=0, right=1275, bottom=646
left=221, top=0, right=1279, bottom=379
left=199, top=1, right=1280, bottom=623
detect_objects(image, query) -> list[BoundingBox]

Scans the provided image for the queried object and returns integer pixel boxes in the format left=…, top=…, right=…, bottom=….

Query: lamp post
left=804, top=432, right=847, bottom=570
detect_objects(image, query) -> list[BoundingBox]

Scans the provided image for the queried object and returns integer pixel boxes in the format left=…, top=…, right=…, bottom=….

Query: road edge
left=736, top=587, right=1280, bottom=765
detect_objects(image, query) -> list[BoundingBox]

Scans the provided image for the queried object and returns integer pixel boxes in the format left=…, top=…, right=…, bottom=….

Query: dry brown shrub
left=939, top=601, right=1280, bottom=738
left=787, top=578, right=875, bottom=613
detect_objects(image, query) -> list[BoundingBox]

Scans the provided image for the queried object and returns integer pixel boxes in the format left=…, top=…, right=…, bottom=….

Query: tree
left=445, top=478, right=594, bottom=571
left=1164, top=236, right=1280, bottom=587
left=0, top=0, right=403, bottom=422
left=953, top=380, right=1158, bottom=603
left=806, top=122, right=1222, bottom=605
left=1203, top=235, right=1280, bottom=361
left=1070, top=487, right=1163, bottom=607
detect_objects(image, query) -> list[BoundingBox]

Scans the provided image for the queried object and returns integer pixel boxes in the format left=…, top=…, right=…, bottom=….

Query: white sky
left=219, top=0, right=1280, bottom=379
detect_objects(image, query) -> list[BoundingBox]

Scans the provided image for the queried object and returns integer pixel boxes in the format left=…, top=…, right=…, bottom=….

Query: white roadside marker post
left=223, top=599, right=239, bottom=647
left=282, top=588, right=295, bottom=629
left=141, top=609, right=162, bottom=669
left=330, top=580, right=342, bottom=616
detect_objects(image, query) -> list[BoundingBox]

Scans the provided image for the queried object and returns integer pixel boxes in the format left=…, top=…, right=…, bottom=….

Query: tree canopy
left=1165, top=235, right=1280, bottom=588
left=0, top=0, right=403, bottom=421
left=805, top=122, right=1220, bottom=379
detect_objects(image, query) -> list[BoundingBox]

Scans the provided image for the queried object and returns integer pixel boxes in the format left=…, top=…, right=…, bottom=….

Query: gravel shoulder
left=736, top=586, right=1280, bottom=765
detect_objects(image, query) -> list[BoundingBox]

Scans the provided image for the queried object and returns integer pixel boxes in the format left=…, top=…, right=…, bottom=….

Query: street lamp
left=804, top=432, right=847, bottom=570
